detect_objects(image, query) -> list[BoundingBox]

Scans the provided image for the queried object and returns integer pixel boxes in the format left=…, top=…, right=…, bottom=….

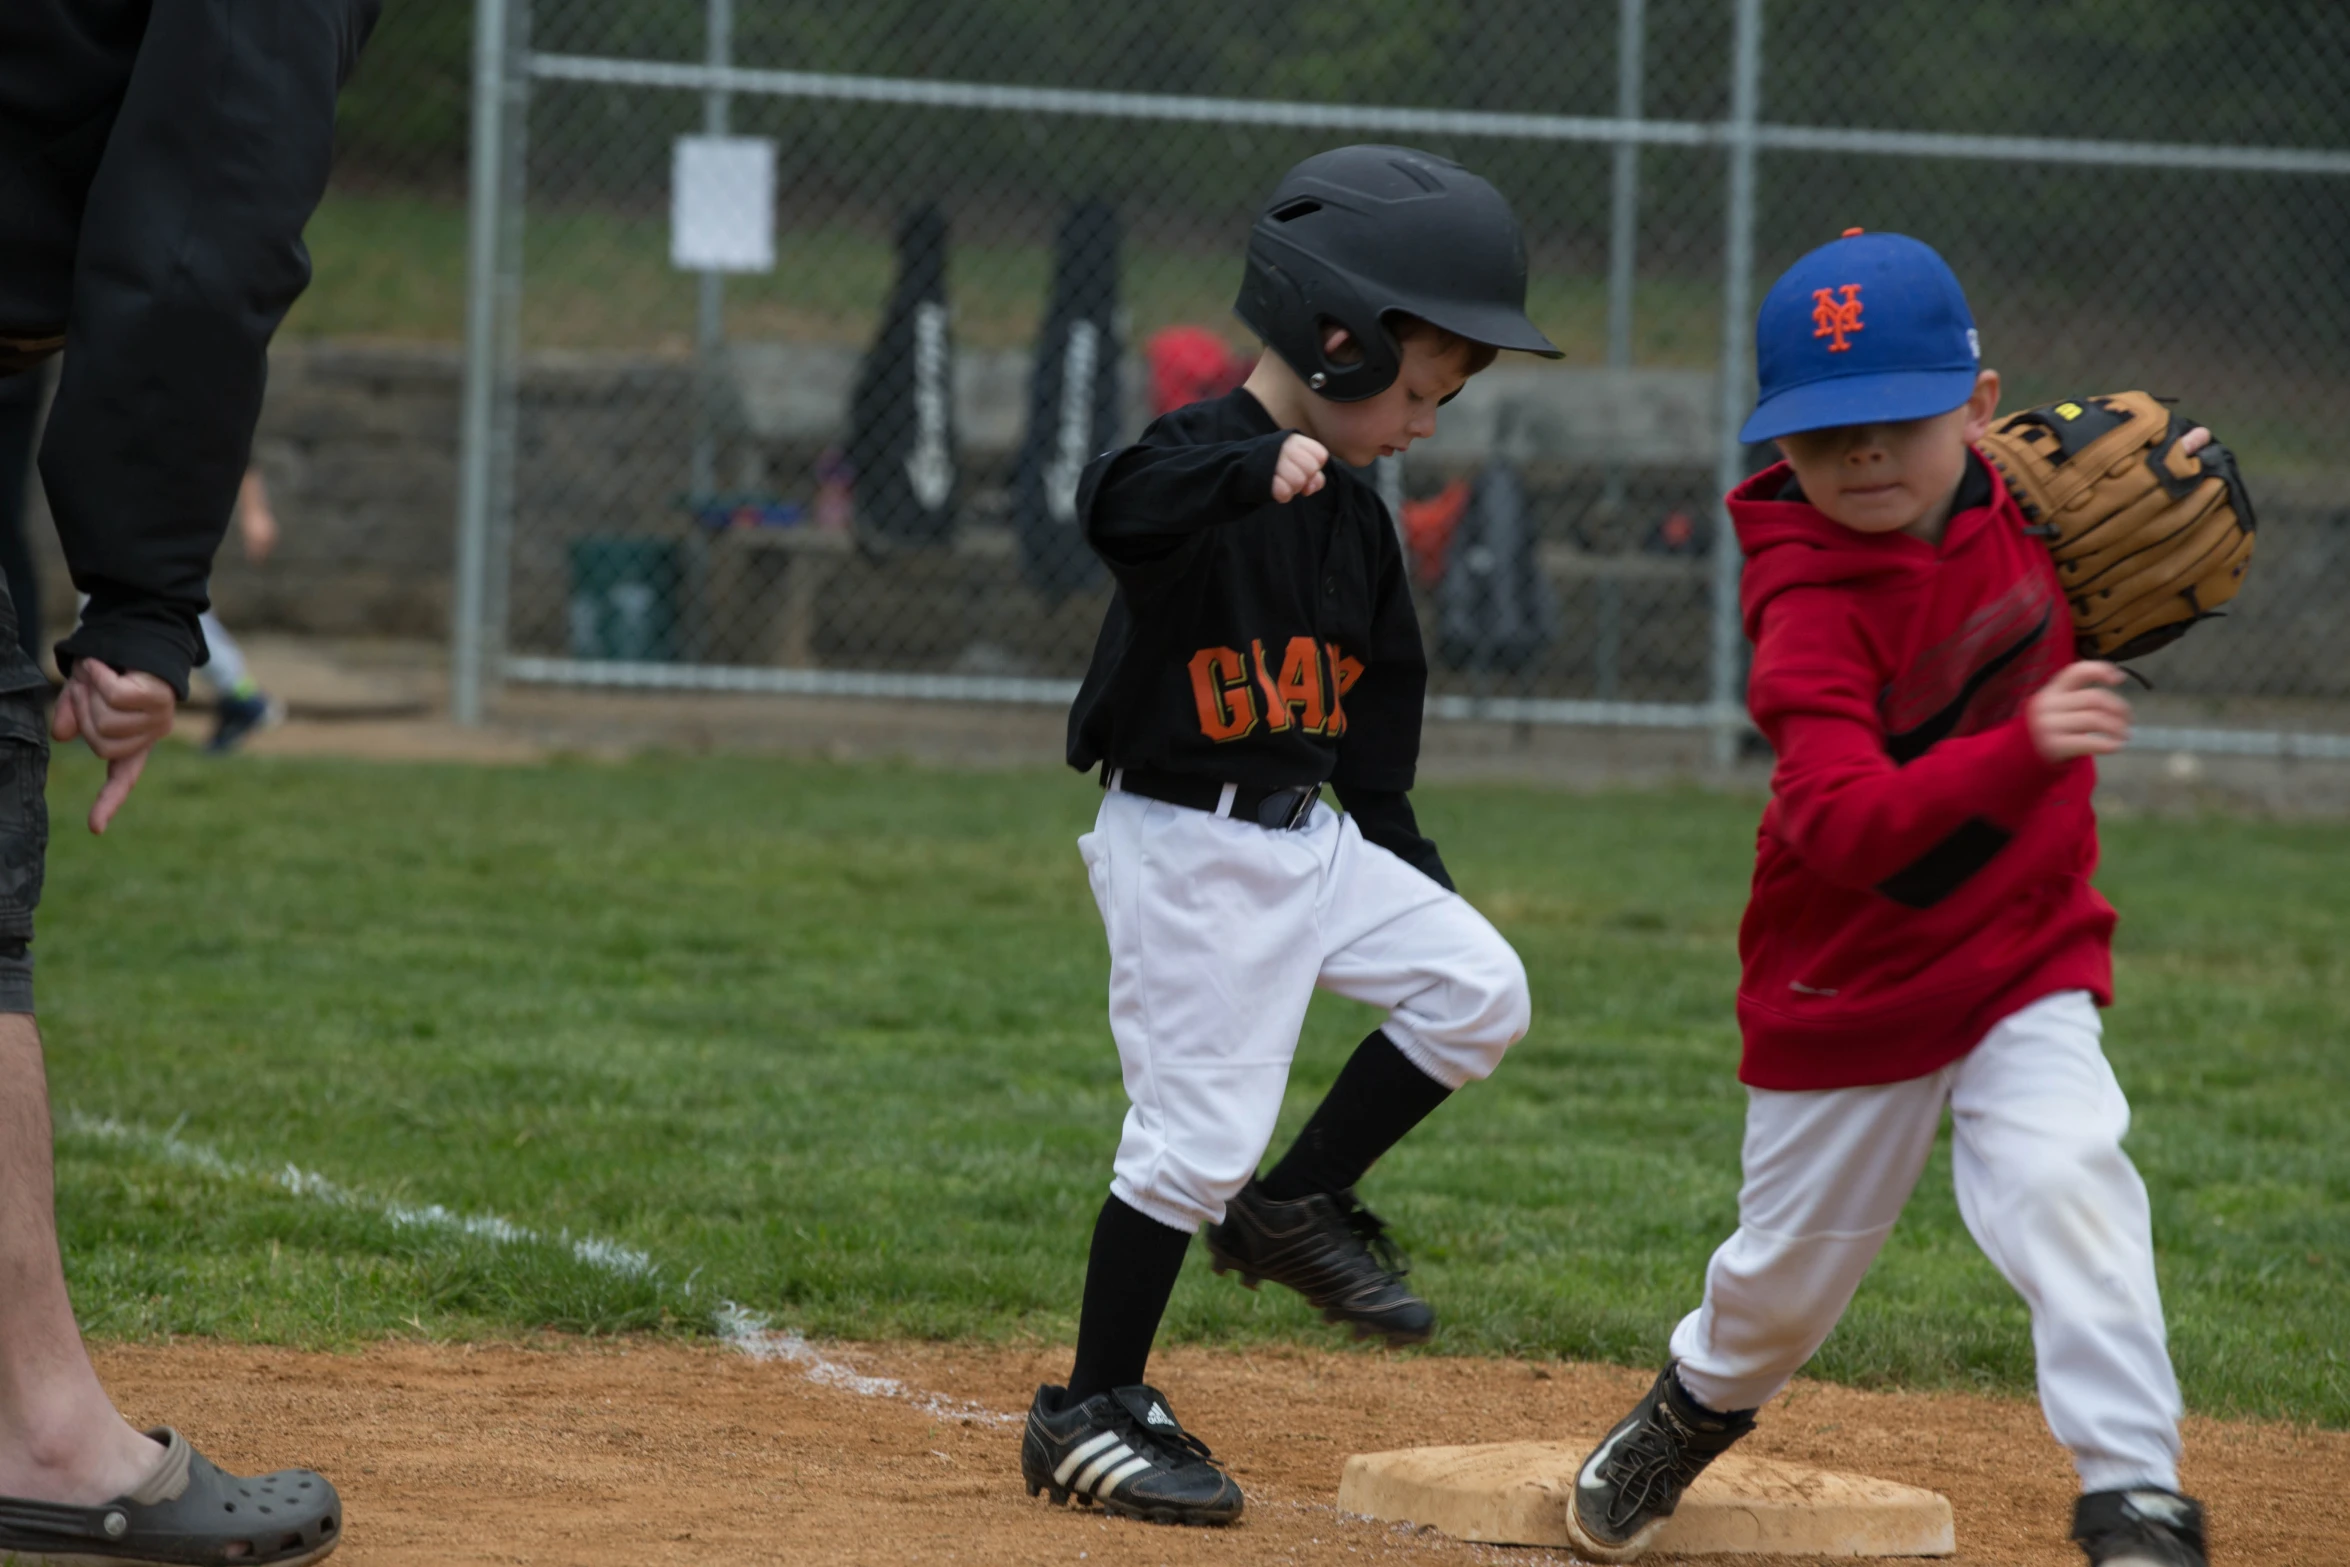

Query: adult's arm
left=44, top=0, right=379, bottom=696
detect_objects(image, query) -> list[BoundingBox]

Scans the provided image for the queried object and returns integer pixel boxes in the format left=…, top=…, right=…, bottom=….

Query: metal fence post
left=689, top=0, right=734, bottom=503
left=1605, top=0, right=1646, bottom=379
left=1709, top=0, right=1765, bottom=769
left=450, top=0, right=514, bottom=725
left=1595, top=0, right=1647, bottom=703
left=481, top=0, right=531, bottom=693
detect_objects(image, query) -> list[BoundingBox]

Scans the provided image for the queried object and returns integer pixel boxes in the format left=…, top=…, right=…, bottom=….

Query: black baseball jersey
left=1067, top=388, right=1450, bottom=886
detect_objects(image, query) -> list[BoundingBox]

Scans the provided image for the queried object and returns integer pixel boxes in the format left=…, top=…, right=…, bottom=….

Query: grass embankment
left=287, top=188, right=1717, bottom=359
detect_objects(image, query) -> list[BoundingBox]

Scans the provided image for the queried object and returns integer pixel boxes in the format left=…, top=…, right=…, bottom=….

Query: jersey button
left=1324, top=576, right=1338, bottom=597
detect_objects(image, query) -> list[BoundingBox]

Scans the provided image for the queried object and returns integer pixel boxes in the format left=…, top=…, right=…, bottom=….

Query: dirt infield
left=97, top=1338, right=2344, bottom=1565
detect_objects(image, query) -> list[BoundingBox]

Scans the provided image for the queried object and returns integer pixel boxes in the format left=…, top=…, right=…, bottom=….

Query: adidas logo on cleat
left=1145, top=1403, right=1175, bottom=1428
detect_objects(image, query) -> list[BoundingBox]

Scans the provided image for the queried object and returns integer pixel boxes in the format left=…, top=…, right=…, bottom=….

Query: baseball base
left=1336, top=1439, right=1955, bottom=1557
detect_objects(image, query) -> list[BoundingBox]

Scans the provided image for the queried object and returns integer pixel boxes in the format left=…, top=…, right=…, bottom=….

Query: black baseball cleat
left=1563, top=1362, right=1757, bottom=1562
left=2072, top=1488, right=2208, bottom=1567
left=1020, top=1383, right=1243, bottom=1526
left=1204, top=1181, right=1434, bottom=1346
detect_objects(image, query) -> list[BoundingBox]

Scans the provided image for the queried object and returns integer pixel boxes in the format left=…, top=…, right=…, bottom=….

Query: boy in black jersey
left=1021, top=146, right=1561, bottom=1526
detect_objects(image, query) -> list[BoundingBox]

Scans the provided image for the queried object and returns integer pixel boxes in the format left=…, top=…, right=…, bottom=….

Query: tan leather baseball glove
left=1977, top=390, right=2256, bottom=661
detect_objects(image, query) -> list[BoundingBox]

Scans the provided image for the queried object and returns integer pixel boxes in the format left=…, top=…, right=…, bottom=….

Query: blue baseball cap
left=1739, top=230, right=1981, bottom=444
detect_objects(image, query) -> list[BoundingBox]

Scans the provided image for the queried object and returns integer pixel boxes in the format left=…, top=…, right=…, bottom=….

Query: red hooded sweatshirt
left=1730, top=453, right=2114, bottom=1091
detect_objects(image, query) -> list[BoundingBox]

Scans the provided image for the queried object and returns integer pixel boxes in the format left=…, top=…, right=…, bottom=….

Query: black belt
left=1105, top=765, right=1323, bottom=831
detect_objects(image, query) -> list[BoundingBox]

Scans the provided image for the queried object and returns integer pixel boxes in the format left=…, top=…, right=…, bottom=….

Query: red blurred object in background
left=1402, top=477, right=1473, bottom=585
left=1146, top=326, right=1254, bottom=416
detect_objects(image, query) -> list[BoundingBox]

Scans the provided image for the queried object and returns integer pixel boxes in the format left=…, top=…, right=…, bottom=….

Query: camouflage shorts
left=0, top=686, right=46, bottom=1014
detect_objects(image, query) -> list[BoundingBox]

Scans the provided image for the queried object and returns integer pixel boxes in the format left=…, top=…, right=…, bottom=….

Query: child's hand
left=1272, top=433, right=1329, bottom=503
left=2027, top=661, right=2131, bottom=763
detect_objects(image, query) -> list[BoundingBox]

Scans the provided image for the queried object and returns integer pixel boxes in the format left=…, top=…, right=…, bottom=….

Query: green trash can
left=569, top=538, right=680, bottom=662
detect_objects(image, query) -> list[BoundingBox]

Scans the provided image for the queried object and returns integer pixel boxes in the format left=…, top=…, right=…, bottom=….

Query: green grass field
left=42, top=747, right=2350, bottom=1427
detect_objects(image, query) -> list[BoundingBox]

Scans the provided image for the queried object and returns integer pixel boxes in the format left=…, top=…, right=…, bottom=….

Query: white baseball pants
left=1078, top=784, right=1530, bottom=1234
left=197, top=610, right=252, bottom=693
left=1669, top=990, right=2183, bottom=1492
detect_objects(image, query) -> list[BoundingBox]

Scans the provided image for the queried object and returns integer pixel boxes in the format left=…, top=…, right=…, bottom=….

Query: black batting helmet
left=1234, top=145, right=1561, bottom=402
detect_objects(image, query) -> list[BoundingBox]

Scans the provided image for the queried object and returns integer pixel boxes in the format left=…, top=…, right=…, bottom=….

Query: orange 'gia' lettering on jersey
left=1810, top=284, right=1864, bottom=351
left=1186, top=646, right=1256, bottom=741
left=1249, top=639, right=1293, bottom=732
left=1325, top=644, right=1365, bottom=738
left=1328, top=648, right=1366, bottom=698
left=1273, top=635, right=1328, bottom=732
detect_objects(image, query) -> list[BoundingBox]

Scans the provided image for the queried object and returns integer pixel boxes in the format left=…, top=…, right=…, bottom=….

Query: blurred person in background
left=199, top=470, right=289, bottom=752
left=0, top=0, right=379, bottom=1561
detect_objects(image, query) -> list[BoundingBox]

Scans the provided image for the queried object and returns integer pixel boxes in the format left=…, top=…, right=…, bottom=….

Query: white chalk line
left=713, top=1303, right=1016, bottom=1427
left=60, top=1110, right=1016, bottom=1427
left=62, top=1110, right=659, bottom=1278
left=60, top=1119, right=1569, bottom=1543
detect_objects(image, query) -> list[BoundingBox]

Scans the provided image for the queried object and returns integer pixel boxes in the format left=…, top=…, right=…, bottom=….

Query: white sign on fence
left=670, top=135, right=776, bottom=273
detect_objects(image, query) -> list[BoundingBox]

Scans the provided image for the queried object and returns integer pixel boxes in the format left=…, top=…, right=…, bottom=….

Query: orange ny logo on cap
left=1811, top=284, right=1864, bottom=351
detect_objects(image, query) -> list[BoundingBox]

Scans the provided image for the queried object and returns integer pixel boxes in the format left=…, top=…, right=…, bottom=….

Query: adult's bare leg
left=0, top=1012, right=164, bottom=1503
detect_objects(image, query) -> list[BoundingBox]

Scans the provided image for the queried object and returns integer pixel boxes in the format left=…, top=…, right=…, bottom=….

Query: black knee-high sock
left=1065, top=1195, right=1192, bottom=1404
left=1258, top=1030, right=1452, bottom=1202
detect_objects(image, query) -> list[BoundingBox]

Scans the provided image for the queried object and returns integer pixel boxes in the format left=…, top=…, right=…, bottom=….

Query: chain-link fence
left=418, top=0, right=2350, bottom=758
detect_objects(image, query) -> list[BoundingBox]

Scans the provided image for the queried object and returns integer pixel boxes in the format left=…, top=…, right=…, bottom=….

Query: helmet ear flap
left=1308, top=310, right=1402, bottom=400
left=1235, top=242, right=1401, bottom=402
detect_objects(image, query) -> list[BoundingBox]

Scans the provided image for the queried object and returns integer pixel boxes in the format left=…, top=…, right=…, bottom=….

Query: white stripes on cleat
left=1055, top=1431, right=1154, bottom=1500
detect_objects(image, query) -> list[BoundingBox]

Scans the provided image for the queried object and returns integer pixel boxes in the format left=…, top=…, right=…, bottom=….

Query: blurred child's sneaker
left=209, top=684, right=283, bottom=753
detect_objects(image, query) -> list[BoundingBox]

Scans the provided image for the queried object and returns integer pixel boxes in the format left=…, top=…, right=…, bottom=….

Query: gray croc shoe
left=0, top=1427, right=341, bottom=1566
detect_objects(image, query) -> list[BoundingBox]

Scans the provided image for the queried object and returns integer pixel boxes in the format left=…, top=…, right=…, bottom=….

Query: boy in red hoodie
left=1562, top=232, right=2209, bottom=1567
